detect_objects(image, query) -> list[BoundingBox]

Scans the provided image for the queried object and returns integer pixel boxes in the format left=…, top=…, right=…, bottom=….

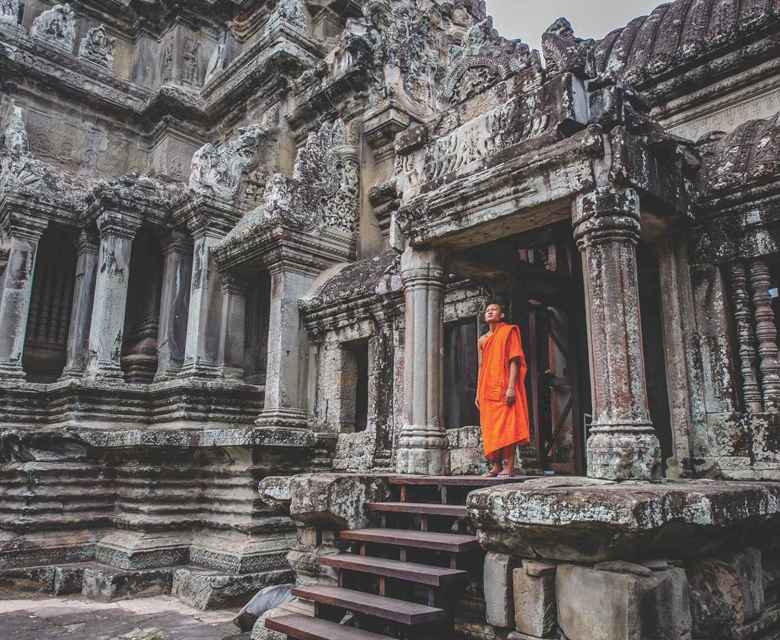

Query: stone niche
left=468, top=478, right=780, bottom=640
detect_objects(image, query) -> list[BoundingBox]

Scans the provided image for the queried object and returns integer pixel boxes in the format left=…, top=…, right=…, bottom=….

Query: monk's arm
left=505, top=357, right=520, bottom=405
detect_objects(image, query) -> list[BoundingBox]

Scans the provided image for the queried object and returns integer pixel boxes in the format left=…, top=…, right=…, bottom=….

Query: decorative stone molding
left=31, top=4, right=76, bottom=52
left=728, top=261, right=763, bottom=414
left=749, top=259, right=780, bottom=411
left=78, top=25, right=115, bottom=70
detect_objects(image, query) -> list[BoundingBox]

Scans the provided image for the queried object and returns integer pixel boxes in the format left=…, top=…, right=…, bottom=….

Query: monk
left=475, top=303, right=530, bottom=477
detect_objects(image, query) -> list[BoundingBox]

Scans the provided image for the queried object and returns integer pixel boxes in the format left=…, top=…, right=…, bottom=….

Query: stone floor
left=0, top=594, right=244, bottom=640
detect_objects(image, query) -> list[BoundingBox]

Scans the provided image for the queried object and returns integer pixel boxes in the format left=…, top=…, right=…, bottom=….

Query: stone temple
left=1, top=0, right=780, bottom=638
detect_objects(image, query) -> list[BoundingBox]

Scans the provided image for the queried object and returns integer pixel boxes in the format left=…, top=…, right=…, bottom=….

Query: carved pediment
left=31, top=4, right=76, bottom=52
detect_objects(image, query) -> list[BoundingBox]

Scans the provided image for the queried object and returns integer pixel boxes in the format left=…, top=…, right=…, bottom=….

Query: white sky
left=485, top=0, right=663, bottom=50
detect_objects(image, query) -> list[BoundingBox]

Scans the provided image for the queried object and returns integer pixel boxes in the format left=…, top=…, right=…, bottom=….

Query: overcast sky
left=485, top=0, right=663, bottom=50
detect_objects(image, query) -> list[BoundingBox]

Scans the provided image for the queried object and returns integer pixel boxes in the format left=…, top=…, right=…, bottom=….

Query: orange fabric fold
left=477, top=323, right=530, bottom=457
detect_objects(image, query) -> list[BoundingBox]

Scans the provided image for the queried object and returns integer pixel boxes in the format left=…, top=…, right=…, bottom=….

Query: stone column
left=573, top=189, right=661, bottom=481
left=0, top=216, right=47, bottom=380
left=180, top=229, right=223, bottom=379
left=395, top=246, right=447, bottom=475
left=217, top=273, right=248, bottom=380
left=255, top=265, right=316, bottom=430
left=728, top=261, right=763, bottom=413
left=61, top=230, right=99, bottom=379
left=155, top=231, right=193, bottom=380
left=656, top=236, right=707, bottom=475
left=84, top=212, right=140, bottom=382
left=749, top=258, right=780, bottom=411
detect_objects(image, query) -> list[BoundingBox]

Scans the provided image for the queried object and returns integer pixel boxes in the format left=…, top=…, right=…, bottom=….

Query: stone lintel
left=466, top=477, right=780, bottom=563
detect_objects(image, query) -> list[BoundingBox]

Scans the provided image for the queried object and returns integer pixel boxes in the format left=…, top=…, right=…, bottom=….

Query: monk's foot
left=483, top=465, right=501, bottom=478
left=497, top=469, right=515, bottom=478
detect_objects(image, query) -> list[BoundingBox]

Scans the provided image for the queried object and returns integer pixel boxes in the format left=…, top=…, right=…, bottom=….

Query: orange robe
left=477, top=323, right=530, bottom=458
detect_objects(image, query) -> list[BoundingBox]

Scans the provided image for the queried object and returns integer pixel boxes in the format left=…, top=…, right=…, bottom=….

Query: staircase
left=266, top=475, right=521, bottom=640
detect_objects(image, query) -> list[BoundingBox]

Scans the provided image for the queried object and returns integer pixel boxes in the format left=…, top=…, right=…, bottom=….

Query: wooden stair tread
left=266, top=614, right=396, bottom=640
left=340, top=528, right=478, bottom=553
left=292, top=585, right=446, bottom=625
left=321, top=553, right=468, bottom=587
left=368, top=502, right=467, bottom=517
left=387, top=474, right=535, bottom=487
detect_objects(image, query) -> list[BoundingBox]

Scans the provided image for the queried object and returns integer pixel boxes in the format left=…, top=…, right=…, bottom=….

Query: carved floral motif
left=78, top=25, right=116, bottom=69
left=31, top=4, right=76, bottom=52
left=542, top=18, right=593, bottom=76
left=189, top=126, right=266, bottom=201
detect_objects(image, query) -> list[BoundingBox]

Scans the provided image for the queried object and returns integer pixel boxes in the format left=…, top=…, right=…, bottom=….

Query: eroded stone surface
left=467, top=479, right=780, bottom=561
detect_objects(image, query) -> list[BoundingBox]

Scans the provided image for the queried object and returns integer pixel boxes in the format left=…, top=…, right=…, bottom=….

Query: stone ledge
left=74, top=427, right=316, bottom=449
left=467, top=477, right=780, bottom=562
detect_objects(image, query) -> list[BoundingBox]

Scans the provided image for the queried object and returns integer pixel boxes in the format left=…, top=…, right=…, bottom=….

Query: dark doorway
left=444, top=318, right=480, bottom=429
left=23, top=224, right=78, bottom=382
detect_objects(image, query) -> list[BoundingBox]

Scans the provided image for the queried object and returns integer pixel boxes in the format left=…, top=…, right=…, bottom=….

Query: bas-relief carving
left=78, top=26, right=116, bottom=70
left=0, top=0, right=18, bottom=24
left=31, top=4, right=76, bottom=52
left=270, top=0, right=307, bottom=29
left=182, top=36, right=201, bottom=86
left=542, top=17, right=593, bottom=76
left=188, top=126, right=266, bottom=201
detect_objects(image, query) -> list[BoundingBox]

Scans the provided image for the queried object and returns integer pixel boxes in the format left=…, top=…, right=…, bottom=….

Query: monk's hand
left=474, top=396, right=480, bottom=409
left=505, top=388, right=516, bottom=406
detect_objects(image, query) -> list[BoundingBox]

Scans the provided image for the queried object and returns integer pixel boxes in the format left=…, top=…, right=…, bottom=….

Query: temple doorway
left=451, top=222, right=590, bottom=475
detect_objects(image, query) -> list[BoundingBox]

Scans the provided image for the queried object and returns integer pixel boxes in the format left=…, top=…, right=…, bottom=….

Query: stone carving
left=31, top=4, right=76, bottom=52
left=542, top=18, right=593, bottom=76
left=0, top=105, right=88, bottom=210
left=78, top=26, right=116, bottom=69
left=269, top=0, right=307, bottom=29
left=0, top=0, right=18, bottom=25
left=204, top=33, right=227, bottom=84
left=189, top=126, right=266, bottom=201
left=182, top=36, right=201, bottom=85
left=160, top=41, right=174, bottom=83
left=444, top=17, right=536, bottom=105
left=261, top=119, right=359, bottom=232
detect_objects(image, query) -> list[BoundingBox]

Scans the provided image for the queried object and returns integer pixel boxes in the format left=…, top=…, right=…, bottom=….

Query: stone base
left=82, top=564, right=174, bottom=601
left=586, top=428, right=662, bottom=481
left=467, top=477, right=780, bottom=562
left=255, top=408, right=310, bottom=430
left=172, top=566, right=294, bottom=610
left=395, top=425, right=448, bottom=475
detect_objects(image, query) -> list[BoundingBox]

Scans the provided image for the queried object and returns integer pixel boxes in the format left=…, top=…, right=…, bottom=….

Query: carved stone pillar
left=0, top=215, right=47, bottom=380
left=728, top=261, right=763, bottom=413
left=573, top=189, right=661, bottom=481
left=395, top=247, right=447, bottom=475
left=180, top=229, right=223, bottom=379
left=217, top=273, right=248, bottom=380
left=749, top=259, right=780, bottom=411
left=656, top=236, right=707, bottom=475
left=61, top=230, right=99, bottom=379
left=84, top=212, right=141, bottom=382
left=155, top=231, right=193, bottom=380
left=255, top=265, right=316, bottom=430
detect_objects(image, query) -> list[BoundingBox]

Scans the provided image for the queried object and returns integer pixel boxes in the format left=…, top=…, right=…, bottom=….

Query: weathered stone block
left=556, top=564, right=692, bottom=640
left=0, top=565, right=55, bottom=593
left=485, top=552, right=515, bottom=628
left=467, top=479, right=780, bottom=562
left=687, top=548, right=764, bottom=637
left=258, top=476, right=294, bottom=515
left=513, top=561, right=556, bottom=637
left=82, top=566, right=173, bottom=601
left=172, top=566, right=294, bottom=610
left=288, top=473, right=390, bottom=530
left=53, top=565, right=86, bottom=595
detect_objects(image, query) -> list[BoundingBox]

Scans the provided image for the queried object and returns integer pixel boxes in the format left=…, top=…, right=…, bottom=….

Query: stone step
left=82, top=564, right=174, bottom=601
left=321, top=554, right=468, bottom=587
left=367, top=502, right=467, bottom=518
left=386, top=475, right=534, bottom=488
left=339, top=529, right=479, bottom=553
left=266, top=614, right=396, bottom=640
left=292, top=585, right=446, bottom=625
